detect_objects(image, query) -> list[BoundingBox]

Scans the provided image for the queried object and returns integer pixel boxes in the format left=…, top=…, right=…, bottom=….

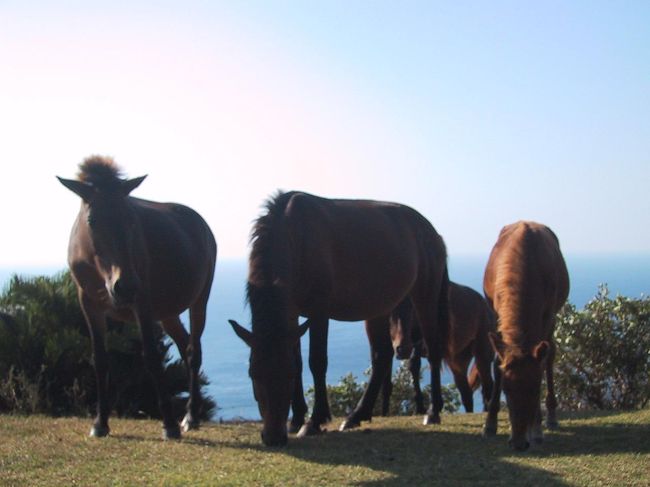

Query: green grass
left=1, top=410, right=648, bottom=486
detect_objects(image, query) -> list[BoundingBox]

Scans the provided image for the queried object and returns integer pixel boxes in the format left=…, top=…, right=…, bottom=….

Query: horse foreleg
left=483, top=356, right=502, bottom=437
left=453, top=368, right=474, bottom=413
left=80, top=293, right=110, bottom=438
left=298, top=317, right=330, bottom=437
left=545, top=340, right=559, bottom=429
left=137, top=307, right=180, bottom=440
left=340, top=317, right=393, bottom=430
left=289, top=341, right=308, bottom=434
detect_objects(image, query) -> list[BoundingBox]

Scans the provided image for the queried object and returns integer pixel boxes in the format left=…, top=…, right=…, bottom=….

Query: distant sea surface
left=1, top=253, right=649, bottom=420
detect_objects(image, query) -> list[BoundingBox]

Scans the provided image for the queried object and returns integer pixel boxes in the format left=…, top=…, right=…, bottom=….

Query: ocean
left=1, top=253, right=649, bottom=420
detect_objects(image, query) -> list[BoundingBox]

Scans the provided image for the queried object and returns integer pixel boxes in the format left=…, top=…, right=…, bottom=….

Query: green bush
left=306, top=362, right=460, bottom=417
left=554, top=285, right=650, bottom=410
left=0, top=271, right=216, bottom=420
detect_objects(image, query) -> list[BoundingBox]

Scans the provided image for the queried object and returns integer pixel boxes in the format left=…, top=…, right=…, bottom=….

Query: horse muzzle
left=261, top=429, right=288, bottom=447
left=395, top=345, right=412, bottom=360
left=110, top=278, right=138, bottom=307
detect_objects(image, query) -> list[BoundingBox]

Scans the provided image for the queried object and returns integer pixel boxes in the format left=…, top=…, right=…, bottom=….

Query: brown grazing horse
left=230, top=191, right=449, bottom=446
left=384, top=282, right=495, bottom=414
left=58, top=156, right=217, bottom=439
left=483, top=221, right=569, bottom=451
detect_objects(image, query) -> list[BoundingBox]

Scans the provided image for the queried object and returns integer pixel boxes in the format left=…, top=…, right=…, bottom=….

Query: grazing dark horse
left=383, top=282, right=495, bottom=414
left=483, top=221, right=569, bottom=451
left=58, top=156, right=217, bottom=439
left=230, top=191, right=449, bottom=446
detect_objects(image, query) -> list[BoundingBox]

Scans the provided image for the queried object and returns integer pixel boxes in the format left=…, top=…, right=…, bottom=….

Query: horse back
left=448, top=282, right=493, bottom=355
left=281, top=192, right=442, bottom=320
left=133, top=198, right=216, bottom=302
left=484, top=221, right=569, bottom=343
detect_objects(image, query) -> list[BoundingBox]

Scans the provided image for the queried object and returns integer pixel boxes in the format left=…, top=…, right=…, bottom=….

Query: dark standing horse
left=58, top=156, right=217, bottom=439
left=230, top=191, right=449, bottom=446
left=384, top=282, right=495, bottom=414
left=483, top=221, right=569, bottom=451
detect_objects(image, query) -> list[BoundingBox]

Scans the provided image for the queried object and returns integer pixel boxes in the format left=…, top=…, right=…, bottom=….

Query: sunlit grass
left=0, top=409, right=648, bottom=486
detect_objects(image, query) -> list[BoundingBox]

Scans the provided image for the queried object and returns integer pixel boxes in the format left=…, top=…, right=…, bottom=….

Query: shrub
left=554, top=285, right=650, bottom=410
left=0, top=271, right=216, bottom=419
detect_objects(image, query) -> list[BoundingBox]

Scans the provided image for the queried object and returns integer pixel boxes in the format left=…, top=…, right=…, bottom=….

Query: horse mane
left=494, top=223, right=538, bottom=362
left=247, top=190, right=296, bottom=336
left=77, top=155, right=124, bottom=190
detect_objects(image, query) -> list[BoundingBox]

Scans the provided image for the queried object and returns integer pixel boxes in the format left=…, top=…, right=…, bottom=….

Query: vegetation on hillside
left=0, top=271, right=216, bottom=420
left=554, top=285, right=650, bottom=410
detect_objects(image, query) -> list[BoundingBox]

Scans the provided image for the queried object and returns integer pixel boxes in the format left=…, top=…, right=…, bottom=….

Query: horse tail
left=437, top=261, right=450, bottom=367
left=468, top=362, right=481, bottom=391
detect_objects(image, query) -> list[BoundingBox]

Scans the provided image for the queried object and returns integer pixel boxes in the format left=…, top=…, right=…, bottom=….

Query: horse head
left=389, top=300, right=416, bottom=360
left=490, top=332, right=549, bottom=451
left=58, top=163, right=147, bottom=309
left=229, top=319, right=309, bottom=446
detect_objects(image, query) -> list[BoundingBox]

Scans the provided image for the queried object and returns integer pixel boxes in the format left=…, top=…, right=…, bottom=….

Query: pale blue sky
left=0, top=1, right=648, bottom=266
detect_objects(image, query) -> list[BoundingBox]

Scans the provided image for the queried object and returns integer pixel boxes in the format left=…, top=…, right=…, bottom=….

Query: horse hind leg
left=179, top=295, right=210, bottom=432
left=137, top=310, right=181, bottom=439
left=289, top=336, right=308, bottom=434
left=161, top=316, right=196, bottom=431
left=340, top=317, right=393, bottom=430
left=411, top=291, right=445, bottom=425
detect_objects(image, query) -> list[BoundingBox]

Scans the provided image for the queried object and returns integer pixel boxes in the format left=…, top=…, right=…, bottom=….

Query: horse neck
left=247, top=282, right=289, bottom=337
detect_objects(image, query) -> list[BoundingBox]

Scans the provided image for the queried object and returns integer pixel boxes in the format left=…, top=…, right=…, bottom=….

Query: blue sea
left=1, top=253, right=649, bottom=420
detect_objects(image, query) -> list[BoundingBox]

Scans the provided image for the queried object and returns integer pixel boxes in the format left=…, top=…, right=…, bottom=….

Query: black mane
left=247, top=191, right=297, bottom=336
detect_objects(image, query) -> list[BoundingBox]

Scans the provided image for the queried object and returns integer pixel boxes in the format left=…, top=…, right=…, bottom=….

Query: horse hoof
left=89, top=425, right=109, bottom=438
left=163, top=425, right=182, bottom=440
left=483, top=426, right=497, bottom=437
left=546, top=420, right=559, bottom=430
left=181, top=415, right=199, bottom=432
left=423, top=414, right=440, bottom=425
left=288, top=422, right=304, bottom=434
left=339, top=419, right=361, bottom=431
left=296, top=423, right=322, bottom=438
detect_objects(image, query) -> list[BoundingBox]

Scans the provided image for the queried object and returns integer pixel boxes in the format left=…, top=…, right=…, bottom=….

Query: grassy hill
left=1, top=409, right=648, bottom=486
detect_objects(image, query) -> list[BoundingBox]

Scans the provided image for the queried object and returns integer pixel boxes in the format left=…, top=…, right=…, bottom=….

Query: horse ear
left=229, top=319, right=255, bottom=347
left=533, top=341, right=550, bottom=363
left=488, top=331, right=506, bottom=361
left=57, top=177, right=95, bottom=202
left=121, top=175, right=147, bottom=195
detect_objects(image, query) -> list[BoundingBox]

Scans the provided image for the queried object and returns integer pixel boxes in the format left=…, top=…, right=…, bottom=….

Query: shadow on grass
left=106, top=411, right=649, bottom=486
left=212, top=415, right=650, bottom=486
left=225, top=427, right=568, bottom=486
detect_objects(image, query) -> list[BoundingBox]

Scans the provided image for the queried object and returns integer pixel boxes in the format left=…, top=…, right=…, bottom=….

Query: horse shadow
left=213, top=414, right=650, bottom=486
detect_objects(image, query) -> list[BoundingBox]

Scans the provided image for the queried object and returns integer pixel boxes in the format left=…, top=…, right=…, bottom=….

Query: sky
left=1, top=0, right=648, bottom=268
